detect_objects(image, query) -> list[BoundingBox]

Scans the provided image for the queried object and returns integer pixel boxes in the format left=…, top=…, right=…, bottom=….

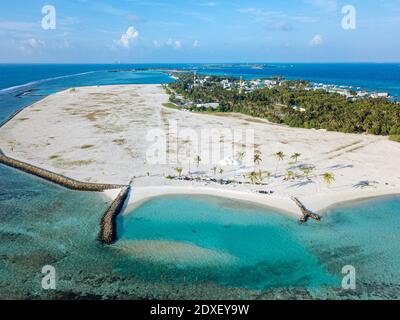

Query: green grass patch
left=162, top=102, right=181, bottom=110
left=389, top=135, right=400, bottom=143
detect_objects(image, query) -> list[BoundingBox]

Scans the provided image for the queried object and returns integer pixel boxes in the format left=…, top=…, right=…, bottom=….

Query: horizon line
left=1, top=61, right=400, bottom=65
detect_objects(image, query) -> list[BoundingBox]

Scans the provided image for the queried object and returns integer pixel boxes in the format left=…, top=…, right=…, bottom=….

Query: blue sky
left=0, top=0, right=399, bottom=63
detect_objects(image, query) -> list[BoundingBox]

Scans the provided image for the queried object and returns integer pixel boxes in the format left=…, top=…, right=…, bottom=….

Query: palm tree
left=276, top=151, right=285, bottom=161
left=301, top=166, right=314, bottom=180
left=253, top=153, right=262, bottom=166
left=174, top=167, right=183, bottom=178
left=248, top=171, right=258, bottom=185
left=194, top=155, right=201, bottom=168
left=290, top=153, right=301, bottom=163
left=236, top=151, right=245, bottom=161
left=323, top=172, right=335, bottom=187
left=285, top=170, right=295, bottom=181
left=274, top=151, right=285, bottom=176
left=219, top=168, right=224, bottom=177
left=211, top=166, right=218, bottom=177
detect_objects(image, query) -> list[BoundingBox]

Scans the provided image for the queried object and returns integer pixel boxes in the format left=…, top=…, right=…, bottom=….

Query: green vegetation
left=247, top=171, right=258, bottom=184
left=389, top=134, right=400, bottom=142
left=80, top=144, right=94, bottom=149
left=322, top=172, right=335, bottom=186
left=162, top=102, right=181, bottom=110
left=290, top=152, right=301, bottom=163
left=168, top=74, right=400, bottom=136
left=253, top=153, right=262, bottom=166
left=112, top=138, right=126, bottom=145
left=174, top=167, right=183, bottom=177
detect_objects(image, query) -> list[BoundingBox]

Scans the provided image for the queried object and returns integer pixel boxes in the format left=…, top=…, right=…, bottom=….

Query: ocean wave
left=0, top=71, right=100, bottom=95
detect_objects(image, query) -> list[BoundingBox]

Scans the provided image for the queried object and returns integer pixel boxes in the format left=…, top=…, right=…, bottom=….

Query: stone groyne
left=0, top=153, right=124, bottom=191
left=98, top=186, right=131, bottom=244
left=291, top=197, right=322, bottom=223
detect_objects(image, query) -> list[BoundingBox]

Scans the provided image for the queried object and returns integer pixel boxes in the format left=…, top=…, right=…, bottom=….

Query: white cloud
left=309, top=34, right=323, bottom=47
left=174, top=40, right=182, bottom=49
left=25, top=38, right=46, bottom=48
left=118, top=26, right=139, bottom=49
left=193, top=40, right=199, bottom=47
left=153, top=38, right=183, bottom=49
left=274, top=21, right=293, bottom=31
left=307, top=0, right=337, bottom=12
left=18, top=37, right=46, bottom=54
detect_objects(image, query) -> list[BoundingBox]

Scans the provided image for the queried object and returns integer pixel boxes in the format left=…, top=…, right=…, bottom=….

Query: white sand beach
left=1, top=84, right=400, bottom=216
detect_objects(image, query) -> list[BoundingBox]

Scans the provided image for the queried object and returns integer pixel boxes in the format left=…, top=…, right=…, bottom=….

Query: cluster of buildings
left=209, top=77, right=282, bottom=93
left=176, top=74, right=392, bottom=112
left=310, top=83, right=390, bottom=100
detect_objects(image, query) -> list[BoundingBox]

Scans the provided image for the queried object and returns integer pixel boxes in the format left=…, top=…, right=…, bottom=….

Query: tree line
left=168, top=74, right=400, bottom=138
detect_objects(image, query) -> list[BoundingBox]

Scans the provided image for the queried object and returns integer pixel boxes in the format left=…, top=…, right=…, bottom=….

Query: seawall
left=0, top=153, right=124, bottom=191
left=98, top=186, right=131, bottom=244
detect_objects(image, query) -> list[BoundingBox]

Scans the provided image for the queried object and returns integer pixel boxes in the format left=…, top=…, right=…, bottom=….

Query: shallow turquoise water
left=0, top=164, right=113, bottom=299
left=118, top=195, right=400, bottom=294
left=1, top=164, right=400, bottom=299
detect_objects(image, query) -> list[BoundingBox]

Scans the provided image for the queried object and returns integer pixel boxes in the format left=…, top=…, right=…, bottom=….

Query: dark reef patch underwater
left=1, top=164, right=400, bottom=299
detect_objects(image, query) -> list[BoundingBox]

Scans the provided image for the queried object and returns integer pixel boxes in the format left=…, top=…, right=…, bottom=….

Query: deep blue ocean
left=1, top=63, right=400, bottom=299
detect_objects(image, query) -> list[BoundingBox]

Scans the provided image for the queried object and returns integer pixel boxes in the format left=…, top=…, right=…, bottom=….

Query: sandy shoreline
left=1, top=84, right=399, bottom=216
left=107, top=186, right=302, bottom=218
left=104, top=186, right=400, bottom=218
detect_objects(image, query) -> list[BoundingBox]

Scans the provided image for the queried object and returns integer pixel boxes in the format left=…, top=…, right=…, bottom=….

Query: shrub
left=389, top=135, right=400, bottom=143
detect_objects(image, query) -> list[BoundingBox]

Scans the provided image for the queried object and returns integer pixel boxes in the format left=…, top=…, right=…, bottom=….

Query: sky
left=0, top=0, right=399, bottom=63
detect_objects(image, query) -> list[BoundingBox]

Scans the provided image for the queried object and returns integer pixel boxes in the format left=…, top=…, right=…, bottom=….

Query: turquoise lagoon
left=117, top=195, right=400, bottom=298
left=1, top=164, right=400, bottom=299
left=117, top=196, right=338, bottom=290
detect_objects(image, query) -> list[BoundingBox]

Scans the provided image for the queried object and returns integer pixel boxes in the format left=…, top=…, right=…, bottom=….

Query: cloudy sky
left=0, top=0, right=399, bottom=63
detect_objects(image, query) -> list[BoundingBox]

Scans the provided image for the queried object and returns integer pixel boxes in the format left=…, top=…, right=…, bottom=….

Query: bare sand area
left=1, top=84, right=400, bottom=216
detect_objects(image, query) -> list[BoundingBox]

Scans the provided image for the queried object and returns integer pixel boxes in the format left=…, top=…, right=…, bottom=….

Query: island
left=0, top=81, right=400, bottom=234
